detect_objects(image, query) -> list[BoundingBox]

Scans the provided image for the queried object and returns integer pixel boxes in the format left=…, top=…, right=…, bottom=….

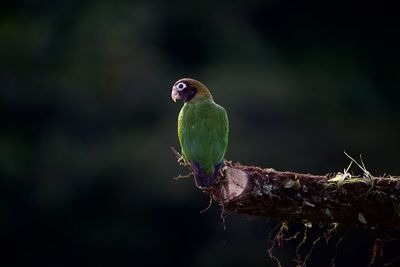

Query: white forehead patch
left=176, top=82, right=187, bottom=91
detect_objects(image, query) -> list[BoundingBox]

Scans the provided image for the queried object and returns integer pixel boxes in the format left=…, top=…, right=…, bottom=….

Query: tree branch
left=212, top=161, right=400, bottom=229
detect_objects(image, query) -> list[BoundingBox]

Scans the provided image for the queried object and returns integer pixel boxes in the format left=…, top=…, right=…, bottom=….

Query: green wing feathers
left=178, top=100, right=229, bottom=176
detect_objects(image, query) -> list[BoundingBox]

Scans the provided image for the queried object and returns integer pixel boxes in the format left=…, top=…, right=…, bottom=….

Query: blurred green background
left=1, top=1, right=399, bottom=266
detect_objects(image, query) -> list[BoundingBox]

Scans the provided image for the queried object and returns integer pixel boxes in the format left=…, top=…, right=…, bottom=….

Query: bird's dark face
left=171, top=79, right=197, bottom=103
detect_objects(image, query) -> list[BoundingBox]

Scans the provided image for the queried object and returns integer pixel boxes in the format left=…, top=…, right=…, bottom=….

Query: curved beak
left=171, top=87, right=181, bottom=102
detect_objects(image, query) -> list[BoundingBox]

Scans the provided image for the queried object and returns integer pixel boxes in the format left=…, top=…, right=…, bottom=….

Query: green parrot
left=171, top=78, right=229, bottom=188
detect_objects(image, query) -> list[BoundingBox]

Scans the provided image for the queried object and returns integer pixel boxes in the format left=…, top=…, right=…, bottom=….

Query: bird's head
left=171, top=78, right=213, bottom=103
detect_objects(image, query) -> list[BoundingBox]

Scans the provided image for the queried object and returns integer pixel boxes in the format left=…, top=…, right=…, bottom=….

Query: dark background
left=1, top=1, right=399, bottom=266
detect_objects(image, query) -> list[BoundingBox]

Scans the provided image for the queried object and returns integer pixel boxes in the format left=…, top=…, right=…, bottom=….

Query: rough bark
left=212, top=162, right=400, bottom=229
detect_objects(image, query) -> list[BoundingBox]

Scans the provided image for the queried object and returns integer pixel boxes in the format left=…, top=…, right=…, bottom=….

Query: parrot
left=171, top=78, right=229, bottom=189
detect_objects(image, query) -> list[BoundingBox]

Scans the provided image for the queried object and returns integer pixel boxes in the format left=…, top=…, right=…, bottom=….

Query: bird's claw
left=178, top=156, right=185, bottom=165
left=171, top=146, right=184, bottom=164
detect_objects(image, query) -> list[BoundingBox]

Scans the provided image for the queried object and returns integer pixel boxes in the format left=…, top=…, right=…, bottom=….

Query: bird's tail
left=191, top=161, right=223, bottom=189
left=194, top=173, right=214, bottom=188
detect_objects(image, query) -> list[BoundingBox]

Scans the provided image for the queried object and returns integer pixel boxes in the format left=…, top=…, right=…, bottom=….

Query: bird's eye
left=176, top=82, right=186, bottom=91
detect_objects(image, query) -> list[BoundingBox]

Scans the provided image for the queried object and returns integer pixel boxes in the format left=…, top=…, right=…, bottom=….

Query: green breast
left=178, top=100, right=229, bottom=175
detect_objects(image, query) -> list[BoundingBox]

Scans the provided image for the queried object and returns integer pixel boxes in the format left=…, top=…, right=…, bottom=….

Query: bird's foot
left=178, top=156, right=185, bottom=165
left=171, top=146, right=186, bottom=165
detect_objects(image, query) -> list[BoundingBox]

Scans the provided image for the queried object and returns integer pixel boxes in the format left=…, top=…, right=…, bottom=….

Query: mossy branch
left=172, top=147, right=400, bottom=229
left=212, top=160, right=400, bottom=229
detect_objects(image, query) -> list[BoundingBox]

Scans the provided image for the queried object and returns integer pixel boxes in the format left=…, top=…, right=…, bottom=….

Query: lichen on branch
left=212, top=157, right=400, bottom=229
left=171, top=147, right=400, bottom=229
